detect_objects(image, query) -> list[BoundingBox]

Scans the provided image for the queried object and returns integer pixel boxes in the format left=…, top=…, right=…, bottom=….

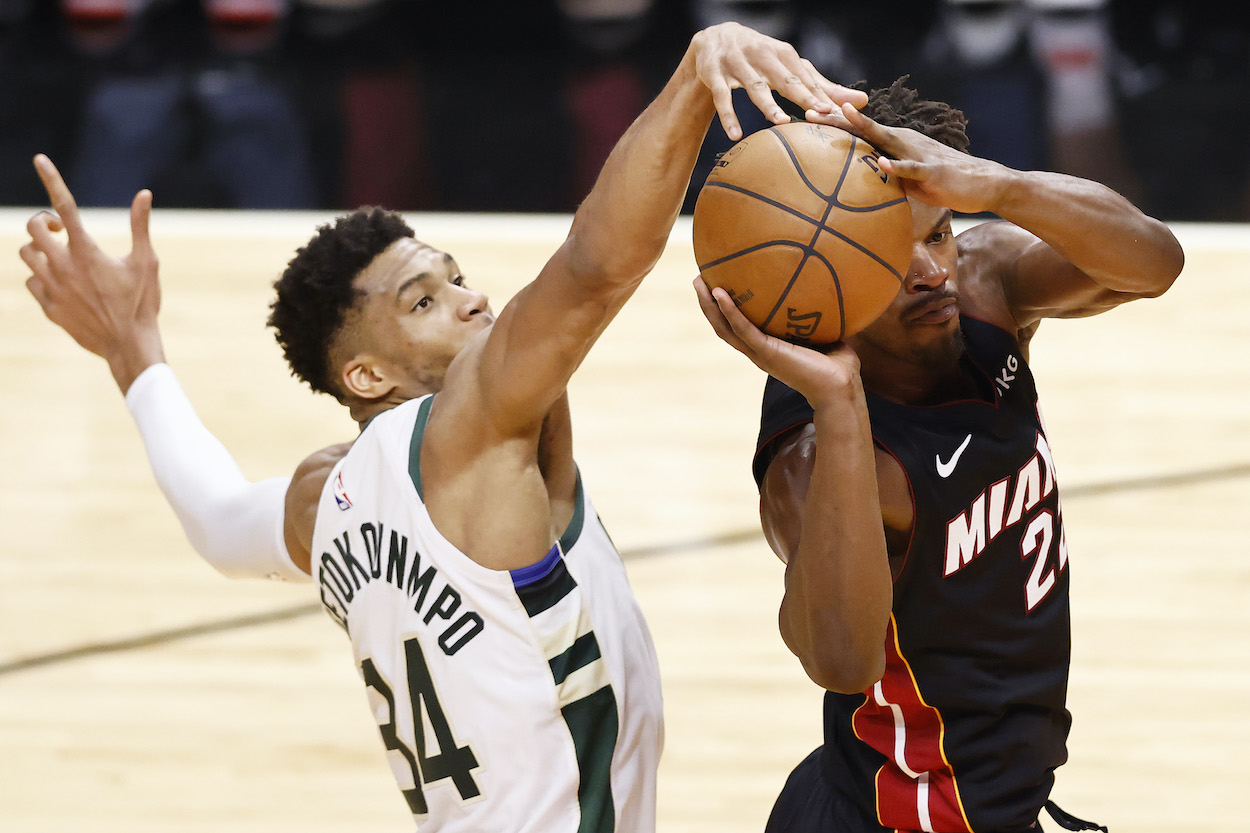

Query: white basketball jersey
left=311, top=395, right=664, bottom=833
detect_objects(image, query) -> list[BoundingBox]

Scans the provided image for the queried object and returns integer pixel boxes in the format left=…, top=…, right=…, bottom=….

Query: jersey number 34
left=361, top=636, right=482, bottom=815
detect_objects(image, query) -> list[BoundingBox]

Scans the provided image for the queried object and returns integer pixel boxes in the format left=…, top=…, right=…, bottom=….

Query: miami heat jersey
left=312, top=394, right=664, bottom=833
left=755, top=316, right=1071, bottom=833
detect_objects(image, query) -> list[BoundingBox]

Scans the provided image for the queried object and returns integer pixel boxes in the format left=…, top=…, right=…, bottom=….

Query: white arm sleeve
left=124, top=363, right=310, bottom=582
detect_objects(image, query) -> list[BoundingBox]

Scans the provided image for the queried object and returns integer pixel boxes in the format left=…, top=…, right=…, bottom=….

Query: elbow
left=178, top=512, right=237, bottom=578
left=565, top=216, right=666, bottom=288
left=801, top=648, right=887, bottom=695
left=780, top=608, right=888, bottom=695
left=1141, top=223, right=1186, bottom=299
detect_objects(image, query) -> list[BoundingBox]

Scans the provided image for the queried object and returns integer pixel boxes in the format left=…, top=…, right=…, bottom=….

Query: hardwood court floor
left=0, top=210, right=1245, bottom=832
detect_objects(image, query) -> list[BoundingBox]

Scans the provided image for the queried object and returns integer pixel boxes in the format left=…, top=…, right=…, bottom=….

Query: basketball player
left=20, top=22, right=869, bottom=833
left=695, top=79, right=1183, bottom=833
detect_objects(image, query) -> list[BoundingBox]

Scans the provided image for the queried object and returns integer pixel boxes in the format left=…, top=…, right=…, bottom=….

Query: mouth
left=907, top=293, right=959, bottom=325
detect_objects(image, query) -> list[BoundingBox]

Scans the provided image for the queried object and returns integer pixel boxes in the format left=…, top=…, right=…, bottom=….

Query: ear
left=340, top=355, right=396, bottom=401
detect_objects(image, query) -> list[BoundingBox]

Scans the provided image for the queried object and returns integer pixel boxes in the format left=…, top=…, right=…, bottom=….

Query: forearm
left=126, top=363, right=308, bottom=582
left=991, top=168, right=1183, bottom=294
left=565, top=47, right=715, bottom=284
left=780, top=386, right=892, bottom=693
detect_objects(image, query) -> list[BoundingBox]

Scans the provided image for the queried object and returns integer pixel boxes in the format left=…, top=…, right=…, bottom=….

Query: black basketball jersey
left=755, top=316, right=1072, bottom=833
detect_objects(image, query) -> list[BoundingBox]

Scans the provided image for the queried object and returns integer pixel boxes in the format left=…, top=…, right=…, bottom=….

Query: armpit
left=285, top=441, right=354, bottom=573
left=874, top=447, right=914, bottom=579
left=759, top=424, right=817, bottom=564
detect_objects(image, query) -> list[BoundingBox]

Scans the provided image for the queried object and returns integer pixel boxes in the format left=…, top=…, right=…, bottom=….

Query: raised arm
left=22, top=155, right=163, bottom=393
left=817, top=103, right=1184, bottom=328
left=464, top=23, right=867, bottom=436
left=21, top=155, right=310, bottom=582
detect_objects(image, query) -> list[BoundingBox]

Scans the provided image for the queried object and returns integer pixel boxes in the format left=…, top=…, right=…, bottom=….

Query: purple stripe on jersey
left=510, top=544, right=563, bottom=588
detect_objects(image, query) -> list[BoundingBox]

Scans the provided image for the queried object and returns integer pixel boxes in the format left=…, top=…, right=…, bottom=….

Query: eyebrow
left=394, top=254, right=456, bottom=303
left=395, top=273, right=432, bottom=304
left=929, top=209, right=954, bottom=236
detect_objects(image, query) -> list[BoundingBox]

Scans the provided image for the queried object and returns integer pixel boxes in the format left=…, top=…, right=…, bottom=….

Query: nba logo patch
left=332, top=472, right=352, bottom=511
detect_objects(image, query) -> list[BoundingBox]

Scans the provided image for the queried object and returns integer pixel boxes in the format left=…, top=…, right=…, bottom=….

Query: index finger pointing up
left=33, top=154, right=92, bottom=246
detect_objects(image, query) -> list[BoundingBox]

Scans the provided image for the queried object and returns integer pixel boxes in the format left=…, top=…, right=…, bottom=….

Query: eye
left=412, top=296, right=432, bottom=311
left=451, top=275, right=465, bottom=287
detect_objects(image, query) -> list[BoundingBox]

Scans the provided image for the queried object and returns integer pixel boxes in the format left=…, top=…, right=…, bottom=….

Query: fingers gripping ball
left=693, top=122, right=912, bottom=345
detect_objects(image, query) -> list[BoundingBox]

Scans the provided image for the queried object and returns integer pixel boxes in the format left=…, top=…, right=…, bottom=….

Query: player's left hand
left=807, top=102, right=1013, bottom=215
left=20, top=154, right=166, bottom=392
left=691, top=22, right=868, bottom=142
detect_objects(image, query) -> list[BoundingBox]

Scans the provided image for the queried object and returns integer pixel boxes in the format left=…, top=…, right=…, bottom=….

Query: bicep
left=476, top=243, right=640, bottom=435
left=1008, top=247, right=1140, bottom=324
left=760, top=427, right=912, bottom=566
left=976, top=224, right=1156, bottom=327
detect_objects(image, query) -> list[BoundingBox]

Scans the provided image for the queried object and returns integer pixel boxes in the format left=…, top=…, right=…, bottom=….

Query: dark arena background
left=0, top=0, right=1247, bottom=220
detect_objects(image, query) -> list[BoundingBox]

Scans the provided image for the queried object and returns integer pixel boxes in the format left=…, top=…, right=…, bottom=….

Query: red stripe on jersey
left=853, top=616, right=972, bottom=833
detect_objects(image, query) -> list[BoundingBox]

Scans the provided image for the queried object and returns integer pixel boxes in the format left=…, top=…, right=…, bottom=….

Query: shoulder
left=954, top=220, right=1033, bottom=304
left=955, top=220, right=1039, bottom=348
left=759, top=424, right=913, bottom=564
left=753, top=375, right=818, bottom=486
left=758, top=423, right=815, bottom=563
left=283, top=440, right=355, bottom=573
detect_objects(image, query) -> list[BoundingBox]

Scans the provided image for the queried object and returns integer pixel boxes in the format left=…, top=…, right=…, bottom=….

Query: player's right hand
left=693, top=276, right=864, bottom=410
left=691, top=21, right=867, bottom=142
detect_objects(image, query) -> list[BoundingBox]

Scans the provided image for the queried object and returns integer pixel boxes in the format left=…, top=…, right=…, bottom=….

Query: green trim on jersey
left=564, top=685, right=619, bottom=833
left=517, top=561, right=579, bottom=617
left=408, top=394, right=436, bottom=500
left=559, top=473, right=586, bottom=553
left=514, top=555, right=620, bottom=833
left=549, top=631, right=603, bottom=686
left=406, top=393, right=589, bottom=556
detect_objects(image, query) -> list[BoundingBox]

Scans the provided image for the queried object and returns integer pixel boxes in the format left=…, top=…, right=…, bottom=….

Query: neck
left=853, top=329, right=975, bottom=407
left=348, top=388, right=430, bottom=429
left=860, top=358, right=973, bottom=407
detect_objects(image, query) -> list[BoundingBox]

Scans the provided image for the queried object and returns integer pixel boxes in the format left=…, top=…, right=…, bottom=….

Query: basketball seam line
left=704, top=173, right=907, bottom=214
left=760, top=133, right=849, bottom=338
left=770, top=128, right=908, bottom=212
left=697, top=181, right=909, bottom=282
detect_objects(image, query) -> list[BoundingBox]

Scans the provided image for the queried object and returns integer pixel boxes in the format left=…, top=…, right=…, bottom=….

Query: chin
left=913, top=321, right=965, bottom=371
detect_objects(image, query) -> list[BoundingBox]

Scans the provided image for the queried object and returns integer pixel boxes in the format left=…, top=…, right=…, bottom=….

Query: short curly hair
left=268, top=207, right=415, bottom=399
left=861, top=76, right=970, bottom=153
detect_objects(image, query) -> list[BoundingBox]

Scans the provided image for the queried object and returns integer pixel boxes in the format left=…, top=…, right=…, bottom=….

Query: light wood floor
left=1, top=210, right=1246, bottom=832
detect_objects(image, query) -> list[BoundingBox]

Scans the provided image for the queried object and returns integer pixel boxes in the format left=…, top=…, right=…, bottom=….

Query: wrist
left=110, top=330, right=166, bottom=395
left=983, top=165, right=1036, bottom=219
left=807, top=372, right=869, bottom=423
left=675, top=45, right=717, bottom=125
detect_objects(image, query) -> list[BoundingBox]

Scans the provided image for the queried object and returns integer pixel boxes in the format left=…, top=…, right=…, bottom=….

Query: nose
left=905, top=242, right=949, bottom=293
left=458, top=287, right=490, bottom=319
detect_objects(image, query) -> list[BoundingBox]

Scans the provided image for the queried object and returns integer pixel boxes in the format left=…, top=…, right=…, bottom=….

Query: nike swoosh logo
left=936, top=434, right=973, bottom=479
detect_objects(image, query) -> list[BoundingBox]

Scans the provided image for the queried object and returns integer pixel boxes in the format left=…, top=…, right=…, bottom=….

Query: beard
left=913, top=320, right=966, bottom=372
left=853, top=315, right=966, bottom=372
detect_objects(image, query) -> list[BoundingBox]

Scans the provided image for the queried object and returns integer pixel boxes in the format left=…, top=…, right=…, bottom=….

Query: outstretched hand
left=693, top=277, right=863, bottom=408
left=691, top=22, right=868, bottom=142
left=20, top=154, right=165, bottom=393
left=807, top=102, right=1009, bottom=215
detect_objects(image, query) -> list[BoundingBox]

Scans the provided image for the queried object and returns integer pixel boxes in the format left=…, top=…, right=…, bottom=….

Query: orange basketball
left=692, top=121, right=913, bottom=345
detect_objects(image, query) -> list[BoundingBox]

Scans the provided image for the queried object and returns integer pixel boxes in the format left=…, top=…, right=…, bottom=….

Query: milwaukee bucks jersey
left=755, top=316, right=1072, bottom=833
left=312, top=394, right=664, bottom=832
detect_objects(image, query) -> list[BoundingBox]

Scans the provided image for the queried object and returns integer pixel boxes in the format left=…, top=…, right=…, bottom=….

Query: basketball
left=692, top=121, right=913, bottom=345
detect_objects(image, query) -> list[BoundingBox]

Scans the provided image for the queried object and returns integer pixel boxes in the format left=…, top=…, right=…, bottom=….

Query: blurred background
left=1, top=0, right=1246, bottom=221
